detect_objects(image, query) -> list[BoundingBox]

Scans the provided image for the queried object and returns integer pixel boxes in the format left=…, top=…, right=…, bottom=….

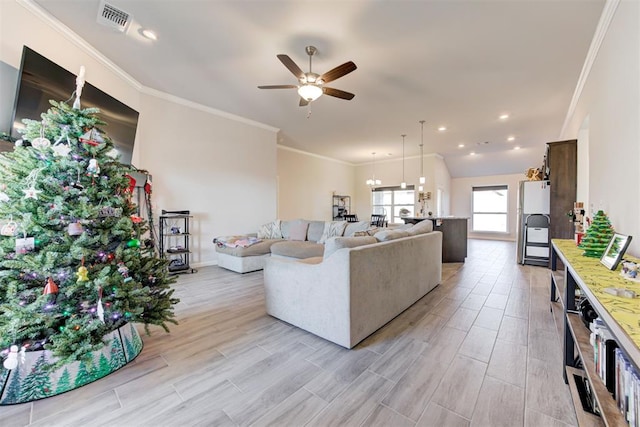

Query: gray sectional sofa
left=214, top=219, right=372, bottom=273
left=264, top=228, right=443, bottom=348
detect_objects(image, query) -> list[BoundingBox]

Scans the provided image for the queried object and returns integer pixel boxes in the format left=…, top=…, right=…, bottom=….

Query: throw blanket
left=214, top=236, right=262, bottom=248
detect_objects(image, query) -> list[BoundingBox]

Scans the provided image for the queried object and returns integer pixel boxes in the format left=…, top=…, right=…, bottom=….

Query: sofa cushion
left=307, top=221, right=326, bottom=242
left=257, top=220, right=282, bottom=239
left=374, top=229, right=410, bottom=242
left=343, top=221, right=371, bottom=237
left=407, top=220, right=434, bottom=235
left=288, top=220, right=309, bottom=241
left=214, top=239, right=282, bottom=257
left=317, top=221, right=348, bottom=244
left=323, top=236, right=377, bottom=260
left=271, top=241, right=324, bottom=259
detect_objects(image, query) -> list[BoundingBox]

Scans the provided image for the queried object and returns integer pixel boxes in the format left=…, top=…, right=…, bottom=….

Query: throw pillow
left=323, top=236, right=377, bottom=259
left=318, top=221, right=348, bottom=244
left=257, top=220, right=282, bottom=239
left=374, top=229, right=410, bottom=242
left=288, top=220, right=309, bottom=241
left=407, top=219, right=433, bottom=235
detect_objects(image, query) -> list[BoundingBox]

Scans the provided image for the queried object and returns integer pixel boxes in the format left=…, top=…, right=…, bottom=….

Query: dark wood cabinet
left=546, top=140, right=577, bottom=240
left=402, top=217, right=468, bottom=262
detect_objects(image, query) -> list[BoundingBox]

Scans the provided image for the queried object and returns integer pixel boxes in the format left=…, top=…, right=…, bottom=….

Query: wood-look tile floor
left=2, top=239, right=577, bottom=426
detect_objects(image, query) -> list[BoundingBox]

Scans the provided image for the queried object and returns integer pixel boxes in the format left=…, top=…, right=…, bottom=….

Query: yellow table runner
left=553, top=239, right=640, bottom=346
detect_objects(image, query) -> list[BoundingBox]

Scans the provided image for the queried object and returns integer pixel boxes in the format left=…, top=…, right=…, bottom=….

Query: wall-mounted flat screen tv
left=10, top=46, right=139, bottom=165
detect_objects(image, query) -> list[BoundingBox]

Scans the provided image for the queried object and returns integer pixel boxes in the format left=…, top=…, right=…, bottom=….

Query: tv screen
left=10, top=46, right=138, bottom=165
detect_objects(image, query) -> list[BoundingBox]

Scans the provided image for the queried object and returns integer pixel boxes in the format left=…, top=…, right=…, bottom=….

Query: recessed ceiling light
left=470, top=152, right=476, bottom=156
left=141, top=29, right=157, bottom=40
left=499, top=114, right=509, bottom=120
left=458, top=144, right=465, bottom=148
left=507, top=136, right=515, bottom=141
left=514, top=146, right=521, bottom=150
left=438, top=126, right=447, bottom=132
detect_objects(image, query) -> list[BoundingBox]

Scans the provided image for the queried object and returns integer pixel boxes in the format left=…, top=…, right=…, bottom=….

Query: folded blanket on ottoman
left=214, top=235, right=262, bottom=248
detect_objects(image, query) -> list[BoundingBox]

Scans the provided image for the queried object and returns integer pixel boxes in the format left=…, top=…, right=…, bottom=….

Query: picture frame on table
left=600, top=233, right=633, bottom=270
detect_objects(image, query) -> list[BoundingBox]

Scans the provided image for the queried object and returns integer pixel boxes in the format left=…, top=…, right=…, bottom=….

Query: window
left=372, top=186, right=415, bottom=224
left=472, top=185, right=508, bottom=232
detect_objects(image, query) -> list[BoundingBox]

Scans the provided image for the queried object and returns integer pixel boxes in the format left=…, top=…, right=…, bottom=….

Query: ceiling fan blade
left=257, top=85, right=298, bottom=89
left=319, top=61, right=357, bottom=84
left=277, top=54, right=305, bottom=79
left=323, top=87, right=355, bottom=100
left=299, top=98, right=309, bottom=107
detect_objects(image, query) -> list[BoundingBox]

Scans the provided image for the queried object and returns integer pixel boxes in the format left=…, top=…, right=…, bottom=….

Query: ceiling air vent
left=96, top=0, right=132, bottom=33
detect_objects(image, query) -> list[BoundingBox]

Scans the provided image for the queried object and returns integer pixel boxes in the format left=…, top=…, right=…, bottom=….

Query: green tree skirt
left=0, top=322, right=142, bottom=405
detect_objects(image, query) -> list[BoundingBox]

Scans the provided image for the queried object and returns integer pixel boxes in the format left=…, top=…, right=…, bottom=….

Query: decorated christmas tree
left=0, top=75, right=178, bottom=370
left=578, top=210, right=614, bottom=258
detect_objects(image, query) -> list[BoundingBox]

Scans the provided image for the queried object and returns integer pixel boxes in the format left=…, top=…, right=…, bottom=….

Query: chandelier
left=366, top=152, right=381, bottom=186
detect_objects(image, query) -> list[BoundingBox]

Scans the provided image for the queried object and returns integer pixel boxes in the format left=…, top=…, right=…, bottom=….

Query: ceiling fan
left=258, top=46, right=357, bottom=106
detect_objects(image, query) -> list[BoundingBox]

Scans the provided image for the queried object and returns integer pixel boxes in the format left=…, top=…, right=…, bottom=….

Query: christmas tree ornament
left=31, top=123, right=51, bottom=149
left=127, top=238, right=141, bottom=248
left=105, top=148, right=119, bottom=159
left=87, top=158, right=100, bottom=176
left=118, top=262, right=132, bottom=282
left=68, top=222, right=84, bottom=236
left=0, top=192, right=9, bottom=202
left=125, top=174, right=136, bottom=193
left=97, top=287, right=105, bottom=322
left=98, top=206, right=122, bottom=217
left=79, top=128, right=104, bottom=147
left=76, top=265, right=89, bottom=282
left=14, top=139, right=23, bottom=147
left=51, top=143, right=71, bottom=157
left=43, top=277, right=59, bottom=295
left=144, top=177, right=152, bottom=195
left=73, top=66, right=85, bottom=110
left=23, top=186, right=41, bottom=200
left=15, top=236, right=35, bottom=254
left=3, top=345, right=19, bottom=370
left=130, top=215, right=142, bottom=224
left=1, top=220, right=17, bottom=236
left=22, top=168, right=44, bottom=199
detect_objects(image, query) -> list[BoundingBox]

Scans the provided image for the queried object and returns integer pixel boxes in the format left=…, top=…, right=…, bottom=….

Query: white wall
left=0, top=1, right=279, bottom=267
left=451, top=173, right=523, bottom=241
left=138, top=94, right=277, bottom=266
left=277, top=146, right=354, bottom=220
left=560, top=0, right=640, bottom=256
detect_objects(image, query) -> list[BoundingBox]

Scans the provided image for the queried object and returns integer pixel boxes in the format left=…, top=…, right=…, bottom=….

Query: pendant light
left=400, top=134, right=407, bottom=189
left=418, top=120, right=426, bottom=191
left=366, top=152, right=381, bottom=186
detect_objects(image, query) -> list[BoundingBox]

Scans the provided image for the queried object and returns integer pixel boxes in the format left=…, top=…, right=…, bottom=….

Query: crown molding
left=142, top=86, right=279, bottom=133
left=17, top=0, right=142, bottom=91
left=277, top=145, right=354, bottom=166
left=560, top=0, right=620, bottom=137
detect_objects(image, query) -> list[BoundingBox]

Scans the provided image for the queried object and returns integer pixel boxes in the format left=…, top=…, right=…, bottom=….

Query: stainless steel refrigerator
left=516, top=180, right=551, bottom=265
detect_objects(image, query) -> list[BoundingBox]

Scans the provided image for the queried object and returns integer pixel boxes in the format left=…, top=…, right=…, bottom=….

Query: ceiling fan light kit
left=258, top=45, right=357, bottom=106
left=298, top=84, right=322, bottom=101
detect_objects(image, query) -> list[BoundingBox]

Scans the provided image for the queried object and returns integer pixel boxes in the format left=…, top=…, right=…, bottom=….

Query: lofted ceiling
left=31, top=0, right=605, bottom=177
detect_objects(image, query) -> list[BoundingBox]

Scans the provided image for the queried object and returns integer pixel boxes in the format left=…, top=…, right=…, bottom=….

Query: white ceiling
left=32, top=0, right=604, bottom=177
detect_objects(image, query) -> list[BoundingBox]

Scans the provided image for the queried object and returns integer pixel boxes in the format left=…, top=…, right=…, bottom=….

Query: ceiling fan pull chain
left=306, top=104, right=312, bottom=119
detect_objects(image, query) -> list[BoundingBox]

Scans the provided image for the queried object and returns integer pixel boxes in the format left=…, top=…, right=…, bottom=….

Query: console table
left=550, top=239, right=640, bottom=426
left=402, top=217, right=468, bottom=262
